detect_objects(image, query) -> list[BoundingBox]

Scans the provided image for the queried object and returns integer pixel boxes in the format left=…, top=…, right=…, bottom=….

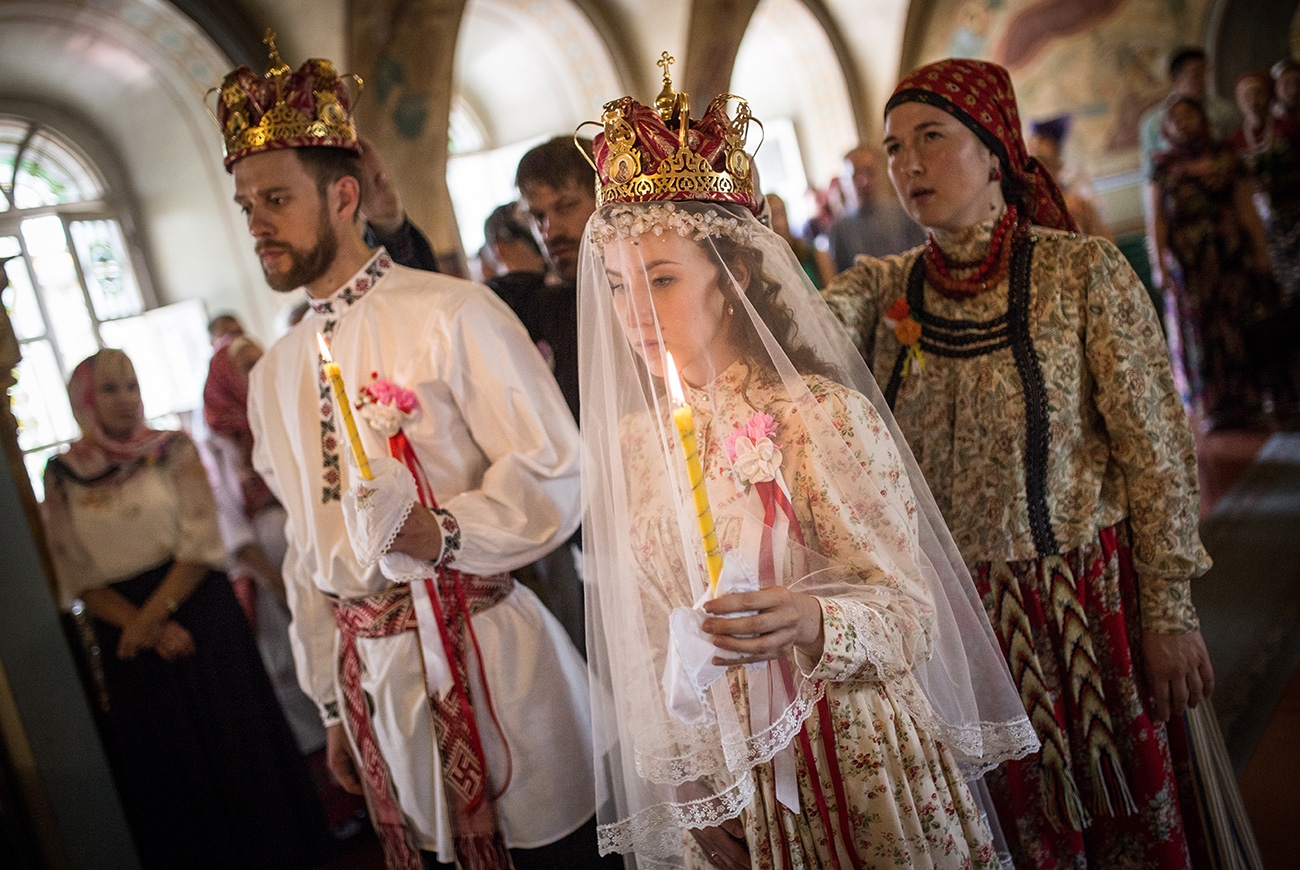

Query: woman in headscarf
left=1147, top=95, right=1276, bottom=430
left=203, top=333, right=326, bottom=754
left=42, top=348, right=328, bottom=869
left=577, top=68, right=1036, bottom=869
left=824, top=59, right=1252, bottom=870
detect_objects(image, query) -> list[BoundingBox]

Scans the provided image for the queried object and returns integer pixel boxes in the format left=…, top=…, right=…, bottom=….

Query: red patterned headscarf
left=203, top=335, right=253, bottom=444
left=886, top=58, right=1078, bottom=232
left=203, top=336, right=273, bottom=517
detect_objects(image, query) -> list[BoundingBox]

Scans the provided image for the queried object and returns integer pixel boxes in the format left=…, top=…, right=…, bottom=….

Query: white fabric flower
left=731, top=435, right=783, bottom=485
left=357, top=402, right=409, bottom=438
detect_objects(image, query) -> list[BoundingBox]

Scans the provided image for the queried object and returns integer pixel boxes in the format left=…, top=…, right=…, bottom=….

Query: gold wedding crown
left=579, top=52, right=762, bottom=213
left=209, top=30, right=361, bottom=171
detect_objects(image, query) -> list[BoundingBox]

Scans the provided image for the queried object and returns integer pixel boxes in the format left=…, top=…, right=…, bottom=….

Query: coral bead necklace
left=923, top=205, right=1027, bottom=299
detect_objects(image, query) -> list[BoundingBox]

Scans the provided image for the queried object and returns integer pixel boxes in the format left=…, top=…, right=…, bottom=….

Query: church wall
left=896, top=0, right=1237, bottom=235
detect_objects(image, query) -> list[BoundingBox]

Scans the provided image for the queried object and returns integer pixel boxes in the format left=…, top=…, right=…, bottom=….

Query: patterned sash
left=331, top=573, right=514, bottom=870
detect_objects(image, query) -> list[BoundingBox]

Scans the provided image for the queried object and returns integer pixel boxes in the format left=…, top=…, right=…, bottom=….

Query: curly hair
left=700, top=213, right=840, bottom=391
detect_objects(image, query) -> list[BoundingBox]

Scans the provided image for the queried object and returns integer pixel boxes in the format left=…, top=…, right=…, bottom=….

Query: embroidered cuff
left=321, top=700, right=342, bottom=728
left=430, top=508, right=461, bottom=567
left=1139, top=575, right=1200, bottom=633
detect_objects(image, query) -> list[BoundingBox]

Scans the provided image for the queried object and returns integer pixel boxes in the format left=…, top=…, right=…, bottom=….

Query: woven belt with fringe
left=331, top=571, right=515, bottom=870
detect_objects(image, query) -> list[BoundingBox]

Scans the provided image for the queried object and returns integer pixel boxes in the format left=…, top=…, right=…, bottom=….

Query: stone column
left=682, top=0, right=761, bottom=107
left=348, top=0, right=469, bottom=274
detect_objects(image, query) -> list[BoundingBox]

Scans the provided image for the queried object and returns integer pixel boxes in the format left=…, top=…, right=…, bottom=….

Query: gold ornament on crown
left=578, top=52, right=760, bottom=207
left=208, top=30, right=361, bottom=167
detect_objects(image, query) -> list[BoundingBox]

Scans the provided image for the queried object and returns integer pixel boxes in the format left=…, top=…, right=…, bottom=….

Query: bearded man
left=218, top=41, right=606, bottom=869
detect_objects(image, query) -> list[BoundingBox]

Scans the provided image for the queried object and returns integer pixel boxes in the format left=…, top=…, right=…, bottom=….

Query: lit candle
left=664, top=352, right=723, bottom=596
left=316, top=333, right=373, bottom=481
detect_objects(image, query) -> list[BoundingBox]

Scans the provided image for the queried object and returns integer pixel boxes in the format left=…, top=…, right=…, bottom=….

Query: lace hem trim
left=838, top=597, right=1040, bottom=771
left=633, top=671, right=826, bottom=785
left=596, top=775, right=755, bottom=857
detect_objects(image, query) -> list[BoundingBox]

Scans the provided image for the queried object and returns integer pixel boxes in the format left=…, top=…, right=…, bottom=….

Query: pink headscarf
left=61, top=349, right=173, bottom=480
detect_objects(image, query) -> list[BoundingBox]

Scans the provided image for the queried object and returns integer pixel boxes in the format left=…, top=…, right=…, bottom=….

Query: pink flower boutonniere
left=724, top=412, right=783, bottom=487
left=356, top=373, right=419, bottom=437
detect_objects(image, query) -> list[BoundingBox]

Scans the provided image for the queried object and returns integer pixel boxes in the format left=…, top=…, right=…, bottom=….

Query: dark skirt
left=91, top=563, right=330, bottom=870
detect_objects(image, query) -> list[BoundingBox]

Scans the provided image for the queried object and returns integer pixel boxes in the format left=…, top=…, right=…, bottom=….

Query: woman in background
left=43, top=348, right=328, bottom=870
left=1147, top=95, right=1276, bottom=430
left=203, top=333, right=326, bottom=754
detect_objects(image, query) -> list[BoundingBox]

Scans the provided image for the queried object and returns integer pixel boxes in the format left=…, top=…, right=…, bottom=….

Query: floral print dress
left=623, top=364, right=998, bottom=870
left=824, top=218, right=1213, bottom=870
left=1152, top=145, right=1271, bottom=428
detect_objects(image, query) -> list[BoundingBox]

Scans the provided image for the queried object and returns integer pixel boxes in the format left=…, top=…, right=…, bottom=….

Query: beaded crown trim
left=587, top=202, right=756, bottom=248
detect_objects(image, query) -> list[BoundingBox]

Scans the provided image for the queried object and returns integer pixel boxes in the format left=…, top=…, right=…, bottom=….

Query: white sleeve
left=435, top=290, right=582, bottom=574
left=281, top=530, right=342, bottom=725
left=249, top=368, right=340, bottom=725
left=167, top=435, right=229, bottom=568
left=200, top=434, right=257, bottom=556
left=40, top=463, right=104, bottom=606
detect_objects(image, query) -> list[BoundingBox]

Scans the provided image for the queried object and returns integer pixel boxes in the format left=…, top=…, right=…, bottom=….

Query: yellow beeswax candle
left=316, top=333, right=373, bottom=481
left=664, top=352, right=723, bottom=596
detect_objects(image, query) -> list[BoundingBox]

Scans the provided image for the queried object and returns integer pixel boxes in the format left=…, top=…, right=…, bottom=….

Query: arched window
left=1, top=114, right=167, bottom=498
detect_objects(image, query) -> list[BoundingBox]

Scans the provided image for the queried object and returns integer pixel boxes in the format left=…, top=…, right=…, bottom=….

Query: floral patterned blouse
left=823, top=217, right=1209, bottom=633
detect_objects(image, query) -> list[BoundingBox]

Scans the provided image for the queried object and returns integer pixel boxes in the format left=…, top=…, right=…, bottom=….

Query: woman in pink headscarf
left=42, top=348, right=328, bottom=869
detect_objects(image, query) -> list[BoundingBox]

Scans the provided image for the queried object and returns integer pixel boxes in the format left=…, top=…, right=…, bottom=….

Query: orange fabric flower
left=886, top=298, right=910, bottom=322
left=895, top=317, right=922, bottom=346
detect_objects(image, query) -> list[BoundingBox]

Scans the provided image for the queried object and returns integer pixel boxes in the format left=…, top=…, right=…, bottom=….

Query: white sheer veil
left=578, top=199, right=1036, bottom=863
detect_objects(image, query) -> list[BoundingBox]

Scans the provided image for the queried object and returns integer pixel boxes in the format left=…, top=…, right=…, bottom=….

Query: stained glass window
left=0, top=115, right=164, bottom=499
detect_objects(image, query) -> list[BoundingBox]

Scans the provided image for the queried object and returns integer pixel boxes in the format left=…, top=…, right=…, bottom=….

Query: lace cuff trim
left=378, top=499, right=415, bottom=561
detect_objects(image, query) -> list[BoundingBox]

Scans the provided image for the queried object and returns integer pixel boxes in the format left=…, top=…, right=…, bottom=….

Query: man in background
left=500, top=136, right=598, bottom=653
left=826, top=145, right=926, bottom=273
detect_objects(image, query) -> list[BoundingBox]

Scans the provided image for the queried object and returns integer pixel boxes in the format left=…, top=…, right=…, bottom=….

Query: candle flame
left=664, top=351, right=686, bottom=406
left=316, top=332, right=333, bottom=363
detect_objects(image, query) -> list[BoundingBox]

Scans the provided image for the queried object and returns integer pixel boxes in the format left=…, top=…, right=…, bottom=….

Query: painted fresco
left=912, top=0, right=1214, bottom=179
